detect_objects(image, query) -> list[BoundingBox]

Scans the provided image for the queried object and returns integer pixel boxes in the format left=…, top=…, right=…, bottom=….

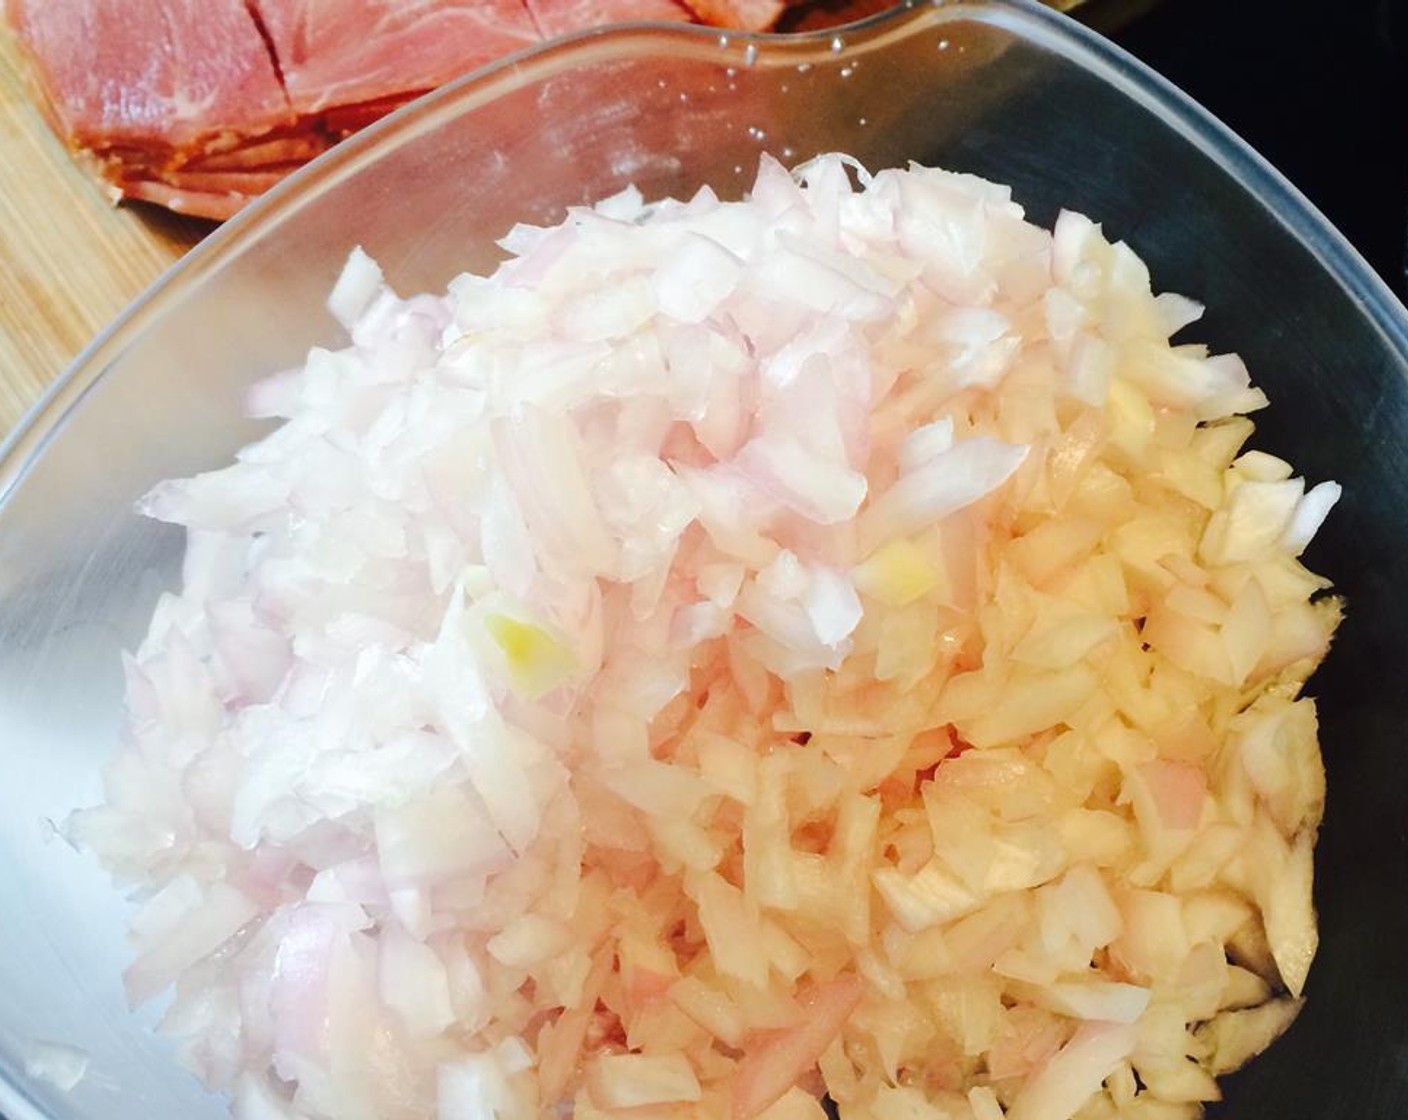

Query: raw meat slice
left=186, top=135, right=331, bottom=171
left=319, top=94, right=426, bottom=137
left=118, top=179, right=258, bottom=220
left=524, top=0, right=693, bottom=38
left=143, top=168, right=291, bottom=194
left=7, top=0, right=869, bottom=220
left=248, top=0, right=543, bottom=115
left=6, top=0, right=293, bottom=151
left=676, top=0, right=783, bottom=31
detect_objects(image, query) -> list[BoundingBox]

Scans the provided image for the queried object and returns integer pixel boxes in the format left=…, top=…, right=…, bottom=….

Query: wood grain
left=0, top=31, right=206, bottom=442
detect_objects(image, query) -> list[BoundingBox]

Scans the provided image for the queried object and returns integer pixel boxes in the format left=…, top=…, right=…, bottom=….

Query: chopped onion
left=76, top=154, right=1341, bottom=1120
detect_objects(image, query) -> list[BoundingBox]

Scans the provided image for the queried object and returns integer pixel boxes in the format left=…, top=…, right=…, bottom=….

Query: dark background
left=1107, top=0, right=1408, bottom=299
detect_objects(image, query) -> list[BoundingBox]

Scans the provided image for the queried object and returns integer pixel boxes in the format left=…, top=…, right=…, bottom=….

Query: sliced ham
left=6, top=0, right=860, bottom=220
left=318, top=93, right=427, bottom=136
left=248, top=0, right=542, bottom=115
left=675, top=0, right=783, bottom=32
left=186, top=134, right=330, bottom=171
left=7, top=0, right=300, bottom=218
left=525, top=0, right=694, bottom=38
left=148, top=168, right=292, bottom=195
left=118, top=179, right=259, bottom=221
left=7, top=0, right=293, bottom=151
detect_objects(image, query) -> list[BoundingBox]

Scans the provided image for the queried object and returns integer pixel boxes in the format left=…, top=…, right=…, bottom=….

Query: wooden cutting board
left=0, top=32, right=207, bottom=443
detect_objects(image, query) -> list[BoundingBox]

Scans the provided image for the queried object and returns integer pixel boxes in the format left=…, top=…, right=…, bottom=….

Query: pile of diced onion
left=73, top=154, right=1343, bottom=1120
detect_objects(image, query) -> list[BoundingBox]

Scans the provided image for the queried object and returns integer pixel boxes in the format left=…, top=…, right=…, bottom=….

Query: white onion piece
left=860, top=437, right=1029, bottom=549
left=378, top=924, right=455, bottom=1036
left=1195, top=998, right=1304, bottom=1076
left=126, top=879, right=260, bottom=1006
left=734, top=436, right=868, bottom=525
left=1005, top=1022, right=1137, bottom=1120
left=655, top=234, right=744, bottom=323
left=326, top=247, right=384, bottom=330
left=1283, top=480, right=1342, bottom=555
left=586, top=1053, right=703, bottom=1108
left=439, top=1041, right=535, bottom=1120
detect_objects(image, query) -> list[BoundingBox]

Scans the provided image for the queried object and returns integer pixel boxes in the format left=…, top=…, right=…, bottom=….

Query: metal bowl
left=3, top=2, right=1406, bottom=1117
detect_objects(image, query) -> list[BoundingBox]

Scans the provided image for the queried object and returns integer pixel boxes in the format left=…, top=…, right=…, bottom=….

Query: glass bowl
left=3, top=2, right=1407, bottom=1118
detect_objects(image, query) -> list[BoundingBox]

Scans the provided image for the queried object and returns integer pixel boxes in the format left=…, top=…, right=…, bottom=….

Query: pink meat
left=676, top=0, right=784, bottom=31
left=119, top=178, right=256, bottom=220
left=7, top=0, right=293, bottom=151
left=524, top=0, right=693, bottom=37
left=319, top=93, right=423, bottom=136
left=249, top=0, right=544, bottom=115
left=187, top=135, right=331, bottom=171
left=8, top=0, right=848, bottom=221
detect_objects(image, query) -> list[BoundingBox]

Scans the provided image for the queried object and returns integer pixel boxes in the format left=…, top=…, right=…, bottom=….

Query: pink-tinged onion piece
left=732, top=977, right=864, bottom=1120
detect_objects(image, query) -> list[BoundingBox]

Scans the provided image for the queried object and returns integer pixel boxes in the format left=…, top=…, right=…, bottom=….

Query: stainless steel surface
left=3, top=1, right=1407, bottom=1118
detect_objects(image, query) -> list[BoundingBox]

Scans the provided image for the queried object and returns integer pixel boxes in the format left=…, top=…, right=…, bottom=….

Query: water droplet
left=782, top=147, right=795, bottom=159
left=725, top=67, right=737, bottom=78
left=858, top=117, right=868, bottom=127
left=781, top=83, right=790, bottom=93
left=679, top=91, right=690, bottom=102
left=718, top=34, right=730, bottom=48
left=743, top=43, right=758, bottom=67
left=840, top=65, right=854, bottom=78
left=830, top=36, right=844, bottom=52
left=734, top=165, right=744, bottom=175
left=938, top=38, right=950, bottom=50
left=797, top=62, right=812, bottom=73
